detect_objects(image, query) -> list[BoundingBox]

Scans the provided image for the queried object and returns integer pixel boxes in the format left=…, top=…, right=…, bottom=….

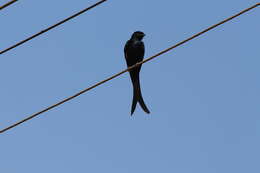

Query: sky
left=1, top=0, right=260, bottom=172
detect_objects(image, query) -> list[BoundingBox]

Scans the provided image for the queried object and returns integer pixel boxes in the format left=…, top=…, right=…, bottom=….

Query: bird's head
left=131, top=31, right=145, bottom=40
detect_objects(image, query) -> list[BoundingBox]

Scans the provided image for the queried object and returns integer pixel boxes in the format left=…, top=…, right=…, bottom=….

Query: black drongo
left=124, top=31, right=150, bottom=115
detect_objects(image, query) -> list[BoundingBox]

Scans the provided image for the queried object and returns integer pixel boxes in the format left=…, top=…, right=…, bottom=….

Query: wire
left=0, top=0, right=18, bottom=10
left=0, top=0, right=107, bottom=55
left=0, top=3, right=259, bottom=133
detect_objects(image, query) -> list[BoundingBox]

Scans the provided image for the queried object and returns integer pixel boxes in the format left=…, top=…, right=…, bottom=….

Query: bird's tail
left=131, top=76, right=150, bottom=115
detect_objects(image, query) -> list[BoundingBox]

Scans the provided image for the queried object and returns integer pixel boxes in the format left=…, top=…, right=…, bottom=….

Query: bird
left=124, top=31, right=150, bottom=115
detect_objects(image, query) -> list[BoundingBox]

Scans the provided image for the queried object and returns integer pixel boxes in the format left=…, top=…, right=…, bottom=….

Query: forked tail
left=131, top=76, right=150, bottom=115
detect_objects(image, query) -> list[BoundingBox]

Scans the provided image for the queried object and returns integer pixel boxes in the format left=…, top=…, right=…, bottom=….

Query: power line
left=0, top=0, right=107, bottom=55
left=0, top=3, right=259, bottom=133
left=0, top=0, right=18, bottom=10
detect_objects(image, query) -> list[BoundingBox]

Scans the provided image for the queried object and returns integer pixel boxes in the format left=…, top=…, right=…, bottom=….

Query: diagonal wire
left=0, top=0, right=18, bottom=10
left=0, top=0, right=107, bottom=55
left=0, top=3, right=259, bottom=133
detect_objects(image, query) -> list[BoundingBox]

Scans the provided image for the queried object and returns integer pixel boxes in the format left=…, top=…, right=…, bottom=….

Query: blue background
left=1, top=0, right=260, bottom=172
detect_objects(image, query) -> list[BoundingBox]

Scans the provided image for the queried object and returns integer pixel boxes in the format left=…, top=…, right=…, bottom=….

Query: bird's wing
left=124, top=40, right=131, bottom=59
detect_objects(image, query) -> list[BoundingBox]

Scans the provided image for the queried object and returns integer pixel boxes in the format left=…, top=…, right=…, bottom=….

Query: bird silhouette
left=124, top=31, right=150, bottom=115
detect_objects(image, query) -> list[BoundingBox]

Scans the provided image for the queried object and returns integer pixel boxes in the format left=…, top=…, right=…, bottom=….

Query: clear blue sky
left=1, top=0, right=259, bottom=172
